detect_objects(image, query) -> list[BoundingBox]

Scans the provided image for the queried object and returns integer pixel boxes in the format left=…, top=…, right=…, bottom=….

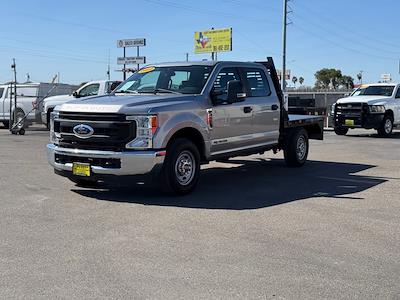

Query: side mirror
left=227, top=80, right=245, bottom=103
left=73, top=91, right=79, bottom=98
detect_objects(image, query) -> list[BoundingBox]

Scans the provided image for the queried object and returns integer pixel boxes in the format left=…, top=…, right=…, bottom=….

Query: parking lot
left=0, top=125, right=399, bottom=299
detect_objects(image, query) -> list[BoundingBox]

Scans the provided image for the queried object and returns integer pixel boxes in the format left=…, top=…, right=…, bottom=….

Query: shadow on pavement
left=346, top=131, right=400, bottom=139
left=73, top=159, right=387, bottom=210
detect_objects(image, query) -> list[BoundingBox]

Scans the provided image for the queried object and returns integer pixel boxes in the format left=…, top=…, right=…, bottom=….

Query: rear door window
left=242, top=68, right=271, bottom=97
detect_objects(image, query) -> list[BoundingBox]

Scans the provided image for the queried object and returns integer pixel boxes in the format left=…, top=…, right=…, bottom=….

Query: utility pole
left=107, top=49, right=111, bottom=80
left=123, top=46, right=126, bottom=80
left=186, top=53, right=189, bottom=62
left=11, top=59, right=17, bottom=130
left=281, top=0, right=288, bottom=92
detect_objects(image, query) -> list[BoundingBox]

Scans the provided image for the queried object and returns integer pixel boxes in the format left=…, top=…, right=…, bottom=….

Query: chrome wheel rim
left=175, top=150, right=195, bottom=186
left=384, top=119, right=392, bottom=134
left=296, top=136, right=307, bottom=161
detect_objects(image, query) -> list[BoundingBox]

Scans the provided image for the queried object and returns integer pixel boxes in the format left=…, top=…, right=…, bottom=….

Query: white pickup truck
left=41, top=80, right=121, bottom=128
left=333, top=83, right=400, bottom=136
left=1, top=83, right=75, bottom=129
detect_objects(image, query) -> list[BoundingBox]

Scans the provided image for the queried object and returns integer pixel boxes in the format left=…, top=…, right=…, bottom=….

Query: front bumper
left=334, top=112, right=384, bottom=129
left=47, top=144, right=165, bottom=177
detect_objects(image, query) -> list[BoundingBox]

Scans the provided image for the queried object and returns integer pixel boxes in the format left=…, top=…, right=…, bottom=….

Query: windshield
left=350, top=86, right=368, bottom=96
left=358, top=86, right=394, bottom=97
left=114, top=65, right=213, bottom=95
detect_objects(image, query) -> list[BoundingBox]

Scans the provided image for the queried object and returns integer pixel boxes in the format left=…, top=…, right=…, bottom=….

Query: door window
left=78, top=84, right=100, bottom=97
left=212, top=68, right=241, bottom=103
left=395, top=87, right=400, bottom=98
left=242, top=68, right=271, bottom=97
left=0, top=88, right=4, bottom=98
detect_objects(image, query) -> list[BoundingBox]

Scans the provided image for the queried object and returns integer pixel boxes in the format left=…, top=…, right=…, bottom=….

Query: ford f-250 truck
left=333, top=83, right=400, bottom=136
left=47, top=58, right=324, bottom=195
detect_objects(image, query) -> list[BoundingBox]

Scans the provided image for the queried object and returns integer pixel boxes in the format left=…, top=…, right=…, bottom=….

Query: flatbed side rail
left=285, top=116, right=324, bottom=140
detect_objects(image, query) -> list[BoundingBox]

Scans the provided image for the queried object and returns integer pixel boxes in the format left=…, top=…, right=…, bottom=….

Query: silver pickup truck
left=47, top=58, right=324, bottom=195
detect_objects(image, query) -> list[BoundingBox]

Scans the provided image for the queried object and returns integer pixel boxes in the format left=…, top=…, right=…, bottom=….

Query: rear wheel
left=334, top=126, right=349, bottom=135
left=377, top=115, right=393, bottom=137
left=284, top=128, right=309, bottom=167
left=160, top=138, right=200, bottom=195
left=2, top=121, right=9, bottom=128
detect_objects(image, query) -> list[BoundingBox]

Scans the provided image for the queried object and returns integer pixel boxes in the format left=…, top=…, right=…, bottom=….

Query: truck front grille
left=336, top=103, right=366, bottom=117
left=54, top=112, right=136, bottom=151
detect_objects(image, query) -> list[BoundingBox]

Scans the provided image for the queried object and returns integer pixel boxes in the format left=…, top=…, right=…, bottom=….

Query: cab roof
left=147, top=61, right=265, bottom=68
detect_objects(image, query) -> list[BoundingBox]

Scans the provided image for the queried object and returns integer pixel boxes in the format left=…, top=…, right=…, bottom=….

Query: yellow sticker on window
left=138, top=66, right=155, bottom=74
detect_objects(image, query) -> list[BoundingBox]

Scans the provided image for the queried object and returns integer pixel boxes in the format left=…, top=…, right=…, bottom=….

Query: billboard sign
left=194, top=28, right=232, bottom=54
left=381, top=73, right=391, bottom=82
left=117, top=38, right=146, bottom=48
left=277, top=69, right=291, bottom=81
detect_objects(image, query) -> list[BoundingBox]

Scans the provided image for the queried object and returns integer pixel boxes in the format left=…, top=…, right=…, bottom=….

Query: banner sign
left=194, top=28, right=232, bottom=54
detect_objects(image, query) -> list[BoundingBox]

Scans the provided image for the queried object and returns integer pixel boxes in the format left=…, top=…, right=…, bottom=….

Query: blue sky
left=0, top=0, right=399, bottom=86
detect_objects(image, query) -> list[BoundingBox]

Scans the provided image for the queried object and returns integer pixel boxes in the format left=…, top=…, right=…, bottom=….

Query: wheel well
left=385, top=109, right=394, bottom=120
left=168, top=128, right=206, bottom=161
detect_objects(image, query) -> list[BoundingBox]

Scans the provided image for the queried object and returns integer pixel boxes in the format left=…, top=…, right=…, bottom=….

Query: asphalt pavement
left=0, top=125, right=399, bottom=299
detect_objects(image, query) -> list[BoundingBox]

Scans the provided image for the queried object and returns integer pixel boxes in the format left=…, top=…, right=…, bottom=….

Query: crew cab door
left=394, top=86, right=400, bottom=124
left=0, top=87, right=5, bottom=119
left=209, top=67, right=254, bottom=155
left=238, top=67, right=280, bottom=145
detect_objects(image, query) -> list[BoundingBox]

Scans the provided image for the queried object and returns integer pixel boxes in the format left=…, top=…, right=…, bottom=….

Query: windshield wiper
left=114, top=90, right=138, bottom=94
left=153, top=88, right=181, bottom=95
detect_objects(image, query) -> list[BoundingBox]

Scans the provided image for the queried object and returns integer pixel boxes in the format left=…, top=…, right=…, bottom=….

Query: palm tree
left=299, top=77, right=304, bottom=85
left=292, top=76, right=298, bottom=87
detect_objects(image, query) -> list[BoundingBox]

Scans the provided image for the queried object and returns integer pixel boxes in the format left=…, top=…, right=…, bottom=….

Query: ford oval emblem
left=73, top=124, right=94, bottom=139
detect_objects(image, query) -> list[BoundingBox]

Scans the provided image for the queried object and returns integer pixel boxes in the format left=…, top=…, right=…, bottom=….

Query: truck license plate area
left=72, top=163, right=91, bottom=177
left=345, top=119, right=355, bottom=126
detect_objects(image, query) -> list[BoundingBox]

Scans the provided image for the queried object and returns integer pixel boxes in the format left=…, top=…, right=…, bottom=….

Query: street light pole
left=282, top=0, right=288, bottom=92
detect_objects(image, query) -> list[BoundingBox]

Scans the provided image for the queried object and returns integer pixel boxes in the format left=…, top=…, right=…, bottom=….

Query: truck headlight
left=369, top=105, right=385, bottom=113
left=330, top=103, right=336, bottom=116
left=50, top=111, right=60, bottom=144
left=126, top=115, right=158, bottom=149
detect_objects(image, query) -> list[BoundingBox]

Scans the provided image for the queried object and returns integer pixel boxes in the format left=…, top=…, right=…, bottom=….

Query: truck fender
left=155, top=112, right=210, bottom=154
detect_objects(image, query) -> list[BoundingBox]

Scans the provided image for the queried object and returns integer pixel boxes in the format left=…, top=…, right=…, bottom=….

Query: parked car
left=41, top=80, right=121, bottom=128
left=333, top=83, right=400, bottom=136
left=0, top=82, right=75, bottom=130
left=47, top=58, right=324, bottom=195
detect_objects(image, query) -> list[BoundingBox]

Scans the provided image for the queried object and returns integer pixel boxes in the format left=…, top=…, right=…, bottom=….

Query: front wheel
left=284, top=128, right=309, bottom=167
left=160, top=138, right=200, bottom=195
left=377, top=115, right=393, bottom=137
left=334, top=126, right=349, bottom=135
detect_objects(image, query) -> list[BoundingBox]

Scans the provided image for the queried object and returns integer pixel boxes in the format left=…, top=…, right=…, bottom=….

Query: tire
left=2, top=121, right=9, bottom=128
left=11, top=109, right=25, bottom=130
left=284, top=128, right=309, bottom=167
left=334, top=126, right=349, bottom=135
left=377, top=115, right=393, bottom=137
left=160, top=138, right=201, bottom=195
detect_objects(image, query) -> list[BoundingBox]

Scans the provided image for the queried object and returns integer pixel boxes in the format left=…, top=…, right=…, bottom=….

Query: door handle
left=271, top=104, right=279, bottom=111
left=243, top=106, right=253, bottom=114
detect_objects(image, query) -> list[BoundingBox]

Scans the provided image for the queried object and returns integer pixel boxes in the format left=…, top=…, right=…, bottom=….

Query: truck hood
left=336, top=95, right=390, bottom=105
left=44, top=94, right=74, bottom=109
left=58, top=94, right=198, bottom=114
